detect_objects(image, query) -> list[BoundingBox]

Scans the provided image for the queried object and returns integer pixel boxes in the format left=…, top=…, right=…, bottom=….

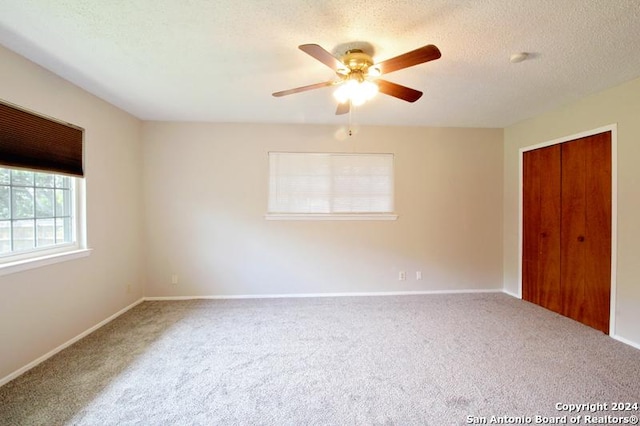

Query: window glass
left=11, top=170, right=34, bottom=186
left=0, top=186, right=9, bottom=220
left=0, top=167, right=77, bottom=260
left=35, top=172, right=54, bottom=188
left=0, top=169, right=9, bottom=184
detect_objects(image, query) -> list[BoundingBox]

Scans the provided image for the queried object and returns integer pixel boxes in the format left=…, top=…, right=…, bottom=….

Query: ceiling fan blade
left=272, top=81, right=335, bottom=97
left=376, top=44, right=441, bottom=75
left=336, top=102, right=350, bottom=115
left=377, top=79, right=423, bottom=102
left=299, top=44, right=344, bottom=71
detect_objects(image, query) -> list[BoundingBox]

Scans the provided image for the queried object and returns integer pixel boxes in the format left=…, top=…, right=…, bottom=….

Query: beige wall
left=0, top=46, right=144, bottom=380
left=504, top=77, right=640, bottom=345
left=142, top=122, right=504, bottom=297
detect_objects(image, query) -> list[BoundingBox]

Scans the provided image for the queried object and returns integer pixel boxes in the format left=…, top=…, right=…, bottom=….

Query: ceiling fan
left=272, top=43, right=441, bottom=114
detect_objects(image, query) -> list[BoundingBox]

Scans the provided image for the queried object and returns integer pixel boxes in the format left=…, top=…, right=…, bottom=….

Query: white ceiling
left=1, top=0, right=639, bottom=128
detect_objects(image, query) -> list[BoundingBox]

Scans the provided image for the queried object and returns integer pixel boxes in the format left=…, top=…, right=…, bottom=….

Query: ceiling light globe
left=361, top=80, right=379, bottom=100
left=333, top=80, right=359, bottom=104
left=333, top=85, right=348, bottom=104
left=351, top=93, right=367, bottom=106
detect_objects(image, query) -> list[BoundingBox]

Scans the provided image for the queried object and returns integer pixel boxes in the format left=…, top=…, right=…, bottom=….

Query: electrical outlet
left=416, top=271, right=422, bottom=280
left=399, top=271, right=406, bottom=281
left=171, top=274, right=179, bottom=285
left=126, top=284, right=132, bottom=294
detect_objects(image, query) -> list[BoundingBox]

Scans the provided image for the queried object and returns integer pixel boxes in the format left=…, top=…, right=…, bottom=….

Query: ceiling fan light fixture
left=333, top=80, right=378, bottom=106
left=360, top=79, right=379, bottom=99
left=334, top=80, right=357, bottom=104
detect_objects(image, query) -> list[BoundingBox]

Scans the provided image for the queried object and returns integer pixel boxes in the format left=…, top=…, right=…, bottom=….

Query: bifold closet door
left=522, top=145, right=562, bottom=314
left=522, top=131, right=611, bottom=334
left=560, top=133, right=611, bottom=334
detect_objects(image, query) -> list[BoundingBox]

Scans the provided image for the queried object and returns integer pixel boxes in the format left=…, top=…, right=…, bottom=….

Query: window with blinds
left=0, top=100, right=87, bottom=272
left=268, top=152, right=396, bottom=219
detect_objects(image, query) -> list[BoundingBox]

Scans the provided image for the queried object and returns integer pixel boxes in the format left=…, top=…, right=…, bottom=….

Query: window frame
left=0, top=168, right=89, bottom=276
left=265, top=151, right=398, bottom=221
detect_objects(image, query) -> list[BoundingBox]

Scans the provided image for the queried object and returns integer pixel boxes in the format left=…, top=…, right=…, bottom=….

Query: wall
left=0, top=45, right=144, bottom=380
left=504, top=76, right=640, bottom=346
left=142, top=122, right=503, bottom=297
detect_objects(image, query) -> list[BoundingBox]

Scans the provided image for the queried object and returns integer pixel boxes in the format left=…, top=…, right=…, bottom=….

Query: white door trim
left=517, top=124, right=618, bottom=335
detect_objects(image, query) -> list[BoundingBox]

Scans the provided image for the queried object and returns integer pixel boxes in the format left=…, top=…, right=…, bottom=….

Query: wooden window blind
left=0, top=101, right=84, bottom=177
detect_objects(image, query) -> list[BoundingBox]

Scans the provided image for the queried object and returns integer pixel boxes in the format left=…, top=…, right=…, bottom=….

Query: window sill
left=0, top=248, right=92, bottom=277
left=265, top=213, right=398, bottom=221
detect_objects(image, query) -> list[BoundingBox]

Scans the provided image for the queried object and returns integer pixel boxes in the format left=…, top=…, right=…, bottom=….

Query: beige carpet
left=1, top=293, right=639, bottom=425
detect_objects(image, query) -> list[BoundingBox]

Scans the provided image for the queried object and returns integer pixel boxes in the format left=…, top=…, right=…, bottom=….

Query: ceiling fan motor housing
left=338, top=49, right=379, bottom=81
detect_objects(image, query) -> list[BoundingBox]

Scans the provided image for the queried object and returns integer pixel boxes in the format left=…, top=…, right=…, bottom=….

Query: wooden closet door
left=561, top=132, right=611, bottom=334
left=522, top=145, right=562, bottom=313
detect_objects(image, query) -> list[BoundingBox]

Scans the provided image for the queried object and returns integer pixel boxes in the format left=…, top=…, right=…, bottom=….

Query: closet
left=522, top=131, right=611, bottom=334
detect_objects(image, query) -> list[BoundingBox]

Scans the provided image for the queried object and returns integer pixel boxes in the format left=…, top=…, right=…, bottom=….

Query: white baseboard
left=144, top=288, right=504, bottom=301
left=502, top=289, right=521, bottom=299
left=0, top=298, right=144, bottom=387
left=611, top=334, right=640, bottom=351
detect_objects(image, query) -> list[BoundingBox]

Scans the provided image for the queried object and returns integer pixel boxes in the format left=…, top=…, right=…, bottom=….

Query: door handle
left=577, top=235, right=585, bottom=242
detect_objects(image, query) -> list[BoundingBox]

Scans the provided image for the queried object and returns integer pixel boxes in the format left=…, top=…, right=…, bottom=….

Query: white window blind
left=268, top=152, right=394, bottom=215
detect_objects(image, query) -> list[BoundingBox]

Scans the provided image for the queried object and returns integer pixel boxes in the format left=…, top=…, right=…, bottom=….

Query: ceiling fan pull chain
left=348, top=100, right=353, bottom=137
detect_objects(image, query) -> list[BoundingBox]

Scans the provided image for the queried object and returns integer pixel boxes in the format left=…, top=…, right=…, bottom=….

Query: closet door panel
left=560, top=139, right=587, bottom=323
left=561, top=132, right=611, bottom=333
left=583, top=132, right=612, bottom=333
left=523, top=145, right=562, bottom=313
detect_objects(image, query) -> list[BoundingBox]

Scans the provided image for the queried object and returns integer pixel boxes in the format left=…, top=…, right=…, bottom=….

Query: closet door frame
left=517, top=124, right=618, bottom=335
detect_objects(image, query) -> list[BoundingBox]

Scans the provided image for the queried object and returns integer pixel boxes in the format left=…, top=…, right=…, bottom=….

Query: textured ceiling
left=1, top=0, right=639, bottom=128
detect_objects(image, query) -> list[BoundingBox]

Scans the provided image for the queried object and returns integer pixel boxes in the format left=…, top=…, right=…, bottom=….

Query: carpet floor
left=1, top=293, right=639, bottom=425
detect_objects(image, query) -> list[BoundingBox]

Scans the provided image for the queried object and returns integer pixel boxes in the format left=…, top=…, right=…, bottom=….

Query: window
left=0, top=101, right=88, bottom=274
left=0, top=167, right=76, bottom=256
left=267, top=152, right=397, bottom=220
